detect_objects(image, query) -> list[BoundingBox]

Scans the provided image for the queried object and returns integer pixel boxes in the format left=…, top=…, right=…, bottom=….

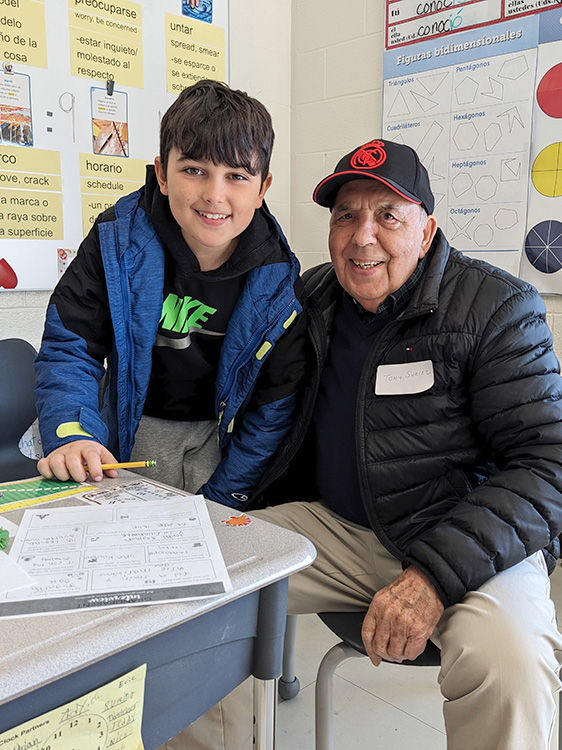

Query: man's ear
left=256, top=172, right=273, bottom=208
left=154, top=156, right=168, bottom=196
left=419, top=214, right=438, bottom=259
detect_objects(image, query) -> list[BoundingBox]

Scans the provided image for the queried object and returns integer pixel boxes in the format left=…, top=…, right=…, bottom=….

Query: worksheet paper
left=0, top=494, right=232, bottom=618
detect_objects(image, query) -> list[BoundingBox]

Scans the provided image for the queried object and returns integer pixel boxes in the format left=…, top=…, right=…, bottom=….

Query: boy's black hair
left=159, top=79, right=274, bottom=184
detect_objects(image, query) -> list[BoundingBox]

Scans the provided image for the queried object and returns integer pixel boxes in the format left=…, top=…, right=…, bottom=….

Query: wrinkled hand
left=361, top=566, right=444, bottom=666
left=37, top=440, right=118, bottom=483
left=187, top=0, right=200, bottom=7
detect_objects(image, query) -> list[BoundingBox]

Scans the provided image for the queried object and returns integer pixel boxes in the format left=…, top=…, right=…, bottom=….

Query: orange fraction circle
left=537, top=63, right=562, bottom=119
left=531, top=142, right=562, bottom=198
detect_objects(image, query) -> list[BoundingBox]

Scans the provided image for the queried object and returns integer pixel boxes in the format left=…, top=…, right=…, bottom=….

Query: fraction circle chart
left=531, top=143, right=562, bottom=198
left=537, top=63, right=562, bottom=119
left=525, top=220, right=562, bottom=274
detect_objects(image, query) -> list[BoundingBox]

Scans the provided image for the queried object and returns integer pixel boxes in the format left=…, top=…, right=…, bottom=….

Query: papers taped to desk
left=0, top=494, right=231, bottom=618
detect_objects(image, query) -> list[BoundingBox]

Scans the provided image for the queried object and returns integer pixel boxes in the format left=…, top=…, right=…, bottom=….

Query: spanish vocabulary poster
left=0, top=0, right=229, bottom=291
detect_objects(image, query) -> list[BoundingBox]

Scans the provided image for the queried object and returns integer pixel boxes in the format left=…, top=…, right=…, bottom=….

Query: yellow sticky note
left=0, top=664, right=146, bottom=750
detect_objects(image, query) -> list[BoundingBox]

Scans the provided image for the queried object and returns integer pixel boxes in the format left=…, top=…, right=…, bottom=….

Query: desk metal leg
left=254, top=677, right=278, bottom=750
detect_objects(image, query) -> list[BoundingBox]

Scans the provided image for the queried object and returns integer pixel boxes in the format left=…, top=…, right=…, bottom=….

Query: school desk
left=0, top=475, right=316, bottom=749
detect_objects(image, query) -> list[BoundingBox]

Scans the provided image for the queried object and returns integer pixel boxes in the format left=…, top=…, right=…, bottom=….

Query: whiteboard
left=0, top=0, right=229, bottom=291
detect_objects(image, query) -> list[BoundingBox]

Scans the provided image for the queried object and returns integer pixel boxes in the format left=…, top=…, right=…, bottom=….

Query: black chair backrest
left=0, top=338, right=39, bottom=482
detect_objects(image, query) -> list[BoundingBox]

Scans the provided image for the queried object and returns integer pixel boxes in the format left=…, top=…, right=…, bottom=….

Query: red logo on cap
left=350, top=140, right=386, bottom=170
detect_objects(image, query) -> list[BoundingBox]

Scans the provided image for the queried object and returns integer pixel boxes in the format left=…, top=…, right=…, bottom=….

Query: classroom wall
left=2, top=0, right=562, bottom=361
left=288, top=0, right=562, bottom=361
left=0, top=0, right=292, bottom=352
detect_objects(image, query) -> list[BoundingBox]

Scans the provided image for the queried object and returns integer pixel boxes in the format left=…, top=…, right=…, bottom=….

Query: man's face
left=328, top=180, right=437, bottom=313
left=155, top=148, right=272, bottom=270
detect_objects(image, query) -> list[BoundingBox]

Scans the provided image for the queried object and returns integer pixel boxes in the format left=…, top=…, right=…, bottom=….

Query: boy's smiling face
left=155, top=148, right=272, bottom=271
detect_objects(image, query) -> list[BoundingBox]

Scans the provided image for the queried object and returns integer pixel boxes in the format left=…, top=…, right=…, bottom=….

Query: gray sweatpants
left=130, top=414, right=220, bottom=494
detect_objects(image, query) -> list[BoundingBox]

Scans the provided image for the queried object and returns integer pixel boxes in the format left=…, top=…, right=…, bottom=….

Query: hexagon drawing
left=453, top=122, right=478, bottom=150
left=484, top=122, right=502, bottom=151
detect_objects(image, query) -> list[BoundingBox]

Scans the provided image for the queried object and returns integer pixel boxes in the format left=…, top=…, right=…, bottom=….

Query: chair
left=315, top=612, right=441, bottom=750
left=280, top=611, right=562, bottom=749
left=279, top=611, right=440, bottom=750
left=0, top=338, right=39, bottom=482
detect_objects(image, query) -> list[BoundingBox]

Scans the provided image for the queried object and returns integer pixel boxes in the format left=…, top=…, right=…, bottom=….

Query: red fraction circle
left=537, top=62, right=562, bottom=119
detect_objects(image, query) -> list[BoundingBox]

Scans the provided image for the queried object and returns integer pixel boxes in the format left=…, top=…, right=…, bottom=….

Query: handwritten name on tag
left=375, top=360, right=434, bottom=395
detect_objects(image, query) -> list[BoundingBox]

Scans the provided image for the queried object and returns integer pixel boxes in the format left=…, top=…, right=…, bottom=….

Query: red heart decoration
left=0, top=258, right=18, bottom=289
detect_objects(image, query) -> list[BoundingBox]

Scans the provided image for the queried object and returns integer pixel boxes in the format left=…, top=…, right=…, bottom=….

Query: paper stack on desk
left=0, top=491, right=231, bottom=619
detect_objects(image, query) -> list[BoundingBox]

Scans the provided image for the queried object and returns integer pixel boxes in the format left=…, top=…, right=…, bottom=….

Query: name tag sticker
left=375, top=360, right=435, bottom=396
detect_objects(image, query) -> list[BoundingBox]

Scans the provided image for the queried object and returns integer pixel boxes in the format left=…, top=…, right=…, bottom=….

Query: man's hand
left=37, top=440, right=118, bottom=483
left=361, top=565, right=444, bottom=666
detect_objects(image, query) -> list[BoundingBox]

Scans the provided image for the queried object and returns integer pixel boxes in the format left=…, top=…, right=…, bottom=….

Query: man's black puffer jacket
left=257, top=229, right=562, bottom=608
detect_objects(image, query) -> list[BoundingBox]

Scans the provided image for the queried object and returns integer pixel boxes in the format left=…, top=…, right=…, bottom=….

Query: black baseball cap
left=313, top=139, right=435, bottom=214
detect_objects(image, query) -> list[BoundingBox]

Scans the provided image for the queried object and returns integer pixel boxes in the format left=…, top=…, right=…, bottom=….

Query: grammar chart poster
left=0, top=0, right=229, bottom=291
left=383, top=1, right=562, bottom=290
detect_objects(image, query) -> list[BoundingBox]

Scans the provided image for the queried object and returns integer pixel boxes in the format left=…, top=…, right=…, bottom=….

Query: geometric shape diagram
left=525, top=220, right=562, bottom=273
left=417, top=120, right=444, bottom=161
left=494, top=208, right=518, bottom=230
left=537, top=63, right=562, bottom=119
left=532, top=143, right=562, bottom=198
left=418, top=71, right=449, bottom=97
left=484, top=121, right=502, bottom=151
left=475, top=175, right=498, bottom=201
left=427, top=155, right=446, bottom=182
left=498, top=55, right=529, bottom=81
left=481, top=77, right=504, bottom=101
left=501, top=158, right=521, bottom=181
left=497, top=106, right=524, bottom=132
left=388, top=90, right=411, bottom=118
left=455, top=76, right=478, bottom=105
left=451, top=171, right=473, bottom=197
left=453, top=121, right=478, bottom=150
left=450, top=214, right=475, bottom=240
left=474, top=223, right=494, bottom=246
left=411, top=90, right=439, bottom=112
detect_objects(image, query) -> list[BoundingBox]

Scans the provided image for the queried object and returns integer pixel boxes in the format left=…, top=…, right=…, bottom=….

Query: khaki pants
left=161, top=501, right=562, bottom=750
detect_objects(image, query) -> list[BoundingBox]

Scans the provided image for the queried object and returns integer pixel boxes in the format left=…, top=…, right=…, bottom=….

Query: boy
left=35, top=79, right=307, bottom=509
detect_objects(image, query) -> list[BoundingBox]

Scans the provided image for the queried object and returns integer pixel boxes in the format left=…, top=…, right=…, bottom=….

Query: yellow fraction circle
left=532, top=142, right=562, bottom=198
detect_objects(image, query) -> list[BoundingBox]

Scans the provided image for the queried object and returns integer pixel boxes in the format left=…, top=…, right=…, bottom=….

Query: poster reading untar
left=383, top=3, right=562, bottom=290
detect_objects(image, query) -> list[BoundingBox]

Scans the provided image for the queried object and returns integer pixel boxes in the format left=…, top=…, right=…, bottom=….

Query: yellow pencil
left=98, top=460, right=157, bottom=470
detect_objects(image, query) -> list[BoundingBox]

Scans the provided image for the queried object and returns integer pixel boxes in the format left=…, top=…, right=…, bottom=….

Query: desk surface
left=0, top=475, right=316, bottom=709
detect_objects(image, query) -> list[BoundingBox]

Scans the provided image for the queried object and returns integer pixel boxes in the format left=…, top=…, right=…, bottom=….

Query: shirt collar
left=348, top=253, right=429, bottom=324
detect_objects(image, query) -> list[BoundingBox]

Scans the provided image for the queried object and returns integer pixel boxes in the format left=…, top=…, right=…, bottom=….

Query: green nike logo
left=160, top=293, right=218, bottom=333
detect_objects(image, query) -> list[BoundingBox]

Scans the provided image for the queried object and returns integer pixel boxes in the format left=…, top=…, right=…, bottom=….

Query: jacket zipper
left=217, top=297, right=298, bottom=448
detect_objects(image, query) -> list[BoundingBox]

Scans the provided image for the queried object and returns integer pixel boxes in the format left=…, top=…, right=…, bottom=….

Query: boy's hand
left=37, top=440, right=119, bottom=483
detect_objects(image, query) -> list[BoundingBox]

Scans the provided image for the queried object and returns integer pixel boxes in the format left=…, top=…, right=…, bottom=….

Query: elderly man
left=167, top=139, right=562, bottom=750
left=251, top=138, right=562, bottom=750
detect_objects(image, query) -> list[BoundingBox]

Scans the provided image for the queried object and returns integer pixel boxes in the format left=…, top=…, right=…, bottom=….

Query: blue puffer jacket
left=35, top=189, right=306, bottom=508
